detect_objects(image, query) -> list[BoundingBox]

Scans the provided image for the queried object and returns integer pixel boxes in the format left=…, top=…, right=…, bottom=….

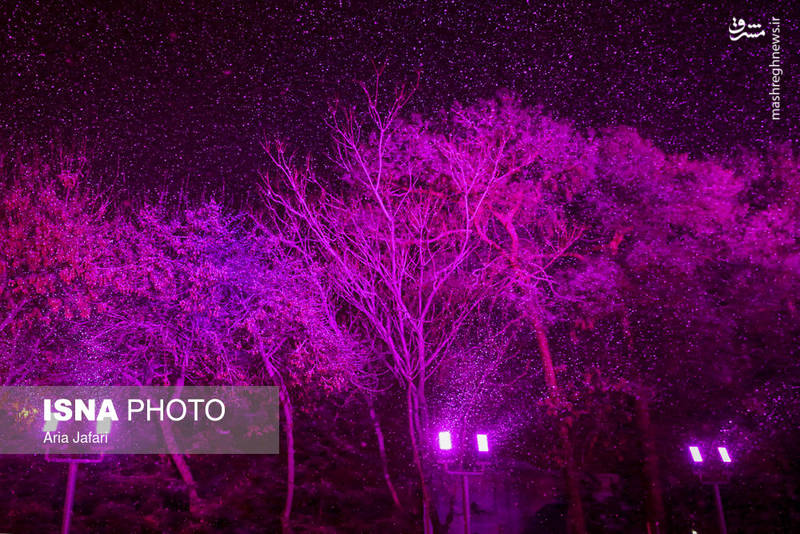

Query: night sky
left=2, top=1, right=798, bottom=194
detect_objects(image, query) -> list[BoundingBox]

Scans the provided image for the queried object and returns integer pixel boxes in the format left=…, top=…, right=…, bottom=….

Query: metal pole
left=462, top=474, right=471, bottom=534
left=61, top=462, right=78, bottom=534
left=713, top=483, right=728, bottom=534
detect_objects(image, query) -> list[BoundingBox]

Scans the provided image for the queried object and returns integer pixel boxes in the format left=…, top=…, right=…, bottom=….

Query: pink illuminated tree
left=557, top=127, right=753, bottom=531
left=260, top=77, right=600, bottom=531
left=84, top=198, right=360, bottom=529
left=259, top=76, right=513, bottom=531
left=0, top=152, right=121, bottom=385
left=448, top=93, right=596, bottom=534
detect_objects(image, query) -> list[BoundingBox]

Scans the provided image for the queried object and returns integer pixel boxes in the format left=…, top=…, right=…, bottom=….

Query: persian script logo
left=728, top=17, right=765, bottom=40
left=726, top=16, right=782, bottom=121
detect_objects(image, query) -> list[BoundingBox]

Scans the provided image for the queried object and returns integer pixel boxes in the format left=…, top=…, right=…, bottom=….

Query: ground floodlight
left=438, top=431, right=453, bottom=451
left=476, top=433, right=489, bottom=452
left=717, top=446, right=731, bottom=463
left=43, top=418, right=58, bottom=432
left=689, top=445, right=703, bottom=463
left=96, top=418, right=112, bottom=435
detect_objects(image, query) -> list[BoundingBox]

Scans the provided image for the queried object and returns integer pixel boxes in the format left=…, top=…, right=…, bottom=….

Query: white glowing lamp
left=438, top=431, right=453, bottom=451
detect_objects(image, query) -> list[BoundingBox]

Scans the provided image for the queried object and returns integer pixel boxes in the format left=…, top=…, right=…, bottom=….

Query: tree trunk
left=161, top=409, right=202, bottom=512
left=634, top=390, right=666, bottom=534
left=153, top=377, right=203, bottom=515
left=368, top=395, right=403, bottom=510
left=170, top=451, right=202, bottom=514
left=279, top=382, right=295, bottom=534
left=533, top=313, right=587, bottom=534
left=407, top=386, right=433, bottom=534
left=258, top=339, right=295, bottom=534
left=560, top=425, right=586, bottom=534
left=620, top=309, right=666, bottom=533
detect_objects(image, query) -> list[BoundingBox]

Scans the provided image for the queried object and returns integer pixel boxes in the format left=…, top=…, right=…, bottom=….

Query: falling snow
left=1, top=2, right=799, bottom=533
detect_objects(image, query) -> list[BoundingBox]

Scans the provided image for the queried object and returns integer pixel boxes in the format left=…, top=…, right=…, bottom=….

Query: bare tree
left=259, top=74, right=514, bottom=531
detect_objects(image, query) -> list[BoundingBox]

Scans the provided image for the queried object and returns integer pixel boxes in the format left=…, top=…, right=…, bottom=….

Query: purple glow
left=438, top=431, right=452, bottom=451
left=476, top=433, right=489, bottom=452
left=718, top=446, right=732, bottom=463
left=689, top=446, right=703, bottom=463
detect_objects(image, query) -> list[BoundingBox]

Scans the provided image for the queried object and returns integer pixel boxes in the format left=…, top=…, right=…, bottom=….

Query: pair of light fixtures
left=438, top=431, right=489, bottom=453
left=689, top=445, right=731, bottom=463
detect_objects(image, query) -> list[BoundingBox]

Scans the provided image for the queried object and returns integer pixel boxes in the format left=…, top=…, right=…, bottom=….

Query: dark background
left=1, top=1, right=797, bottom=193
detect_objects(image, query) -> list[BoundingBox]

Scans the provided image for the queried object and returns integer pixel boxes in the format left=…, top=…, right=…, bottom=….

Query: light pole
left=44, top=418, right=111, bottom=534
left=688, top=444, right=732, bottom=534
left=437, top=431, right=490, bottom=534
